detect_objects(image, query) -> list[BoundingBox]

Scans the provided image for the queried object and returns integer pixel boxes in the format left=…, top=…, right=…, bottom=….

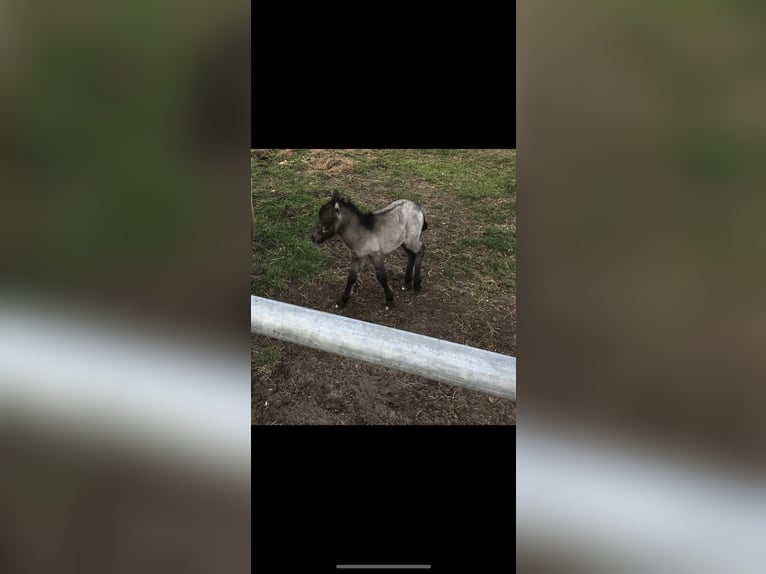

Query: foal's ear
left=330, top=190, right=341, bottom=212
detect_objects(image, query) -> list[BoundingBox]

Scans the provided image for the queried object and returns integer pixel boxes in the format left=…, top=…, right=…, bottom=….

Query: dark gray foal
left=310, top=191, right=428, bottom=309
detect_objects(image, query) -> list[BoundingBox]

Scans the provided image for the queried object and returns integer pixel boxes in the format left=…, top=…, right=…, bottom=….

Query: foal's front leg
left=336, top=257, right=363, bottom=308
left=371, top=252, right=395, bottom=309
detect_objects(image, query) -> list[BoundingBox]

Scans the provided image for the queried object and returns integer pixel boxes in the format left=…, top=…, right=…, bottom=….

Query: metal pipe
left=251, top=296, right=516, bottom=400
left=0, top=299, right=250, bottom=485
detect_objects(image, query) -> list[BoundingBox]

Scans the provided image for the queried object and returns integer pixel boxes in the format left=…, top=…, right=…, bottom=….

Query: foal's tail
left=420, top=206, right=429, bottom=232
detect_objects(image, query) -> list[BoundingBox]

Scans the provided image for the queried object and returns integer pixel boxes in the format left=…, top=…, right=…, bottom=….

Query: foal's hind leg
left=412, top=243, right=425, bottom=292
left=371, top=252, right=395, bottom=309
left=401, top=246, right=415, bottom=291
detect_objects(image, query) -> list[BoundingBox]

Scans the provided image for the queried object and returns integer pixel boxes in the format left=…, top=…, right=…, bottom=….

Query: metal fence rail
left=251, top=296, right=516, bottom=400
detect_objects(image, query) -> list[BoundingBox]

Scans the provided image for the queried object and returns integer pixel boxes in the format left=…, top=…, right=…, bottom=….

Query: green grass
left=251, top=149, right=515, bottom=296
left=250, top=150, right=330, bottom=294
left=252, top=344, right=284, bottom=368
left=447, top=226, right=517, bottom=291
left=348, top=149, right=514, bottom=199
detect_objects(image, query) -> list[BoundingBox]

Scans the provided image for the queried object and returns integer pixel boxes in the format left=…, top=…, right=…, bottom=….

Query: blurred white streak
left=517, top=413, right=766, bottom=574
left=0, top=297, right=249, bottom=487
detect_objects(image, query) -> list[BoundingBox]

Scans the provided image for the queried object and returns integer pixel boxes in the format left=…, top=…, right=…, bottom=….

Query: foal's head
left=310, top=191, right=343, bottom=244
left=310, top=191, right=375, bottom=244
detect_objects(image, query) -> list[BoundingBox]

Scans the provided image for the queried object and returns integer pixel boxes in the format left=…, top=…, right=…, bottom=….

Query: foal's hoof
left=414, top=282, right=422, bottom=292
left=385, top=301, right=395, bottom=310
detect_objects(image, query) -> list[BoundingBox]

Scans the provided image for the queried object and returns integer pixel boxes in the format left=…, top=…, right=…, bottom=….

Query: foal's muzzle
left=310, top=227, right=333, bottom=244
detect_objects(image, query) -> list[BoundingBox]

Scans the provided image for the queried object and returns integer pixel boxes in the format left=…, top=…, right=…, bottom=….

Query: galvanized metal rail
left=251, top=296, right=516, bottom=400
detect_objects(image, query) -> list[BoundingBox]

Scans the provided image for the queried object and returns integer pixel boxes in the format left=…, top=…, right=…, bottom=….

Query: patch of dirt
left=300, top=149, right=359, bottom=175
left=251, top=275, right=516, bottom=425
left=252, top=180, right=516, bottom=425
left=251, top=148, right=295, bottom=160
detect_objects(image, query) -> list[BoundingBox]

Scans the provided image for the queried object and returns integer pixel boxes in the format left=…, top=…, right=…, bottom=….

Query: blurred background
left=518, top=0, right=766, bottom=572
left=6, top=0, right=766, bottom=570
left=0, top=0, right=250, bottom=572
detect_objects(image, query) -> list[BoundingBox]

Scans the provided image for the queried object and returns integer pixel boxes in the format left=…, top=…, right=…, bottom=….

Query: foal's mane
left=330, top=191, right=375, bottom=230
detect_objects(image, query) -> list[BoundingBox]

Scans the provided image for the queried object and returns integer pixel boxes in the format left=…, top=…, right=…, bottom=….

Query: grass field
left=251, top=149, right=515, bottom=295
left=251, top=149, right=516, bottom=424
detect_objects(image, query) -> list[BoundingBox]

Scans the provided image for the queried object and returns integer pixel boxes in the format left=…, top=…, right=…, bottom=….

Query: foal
left=310, top=191, right=428, bottom=309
